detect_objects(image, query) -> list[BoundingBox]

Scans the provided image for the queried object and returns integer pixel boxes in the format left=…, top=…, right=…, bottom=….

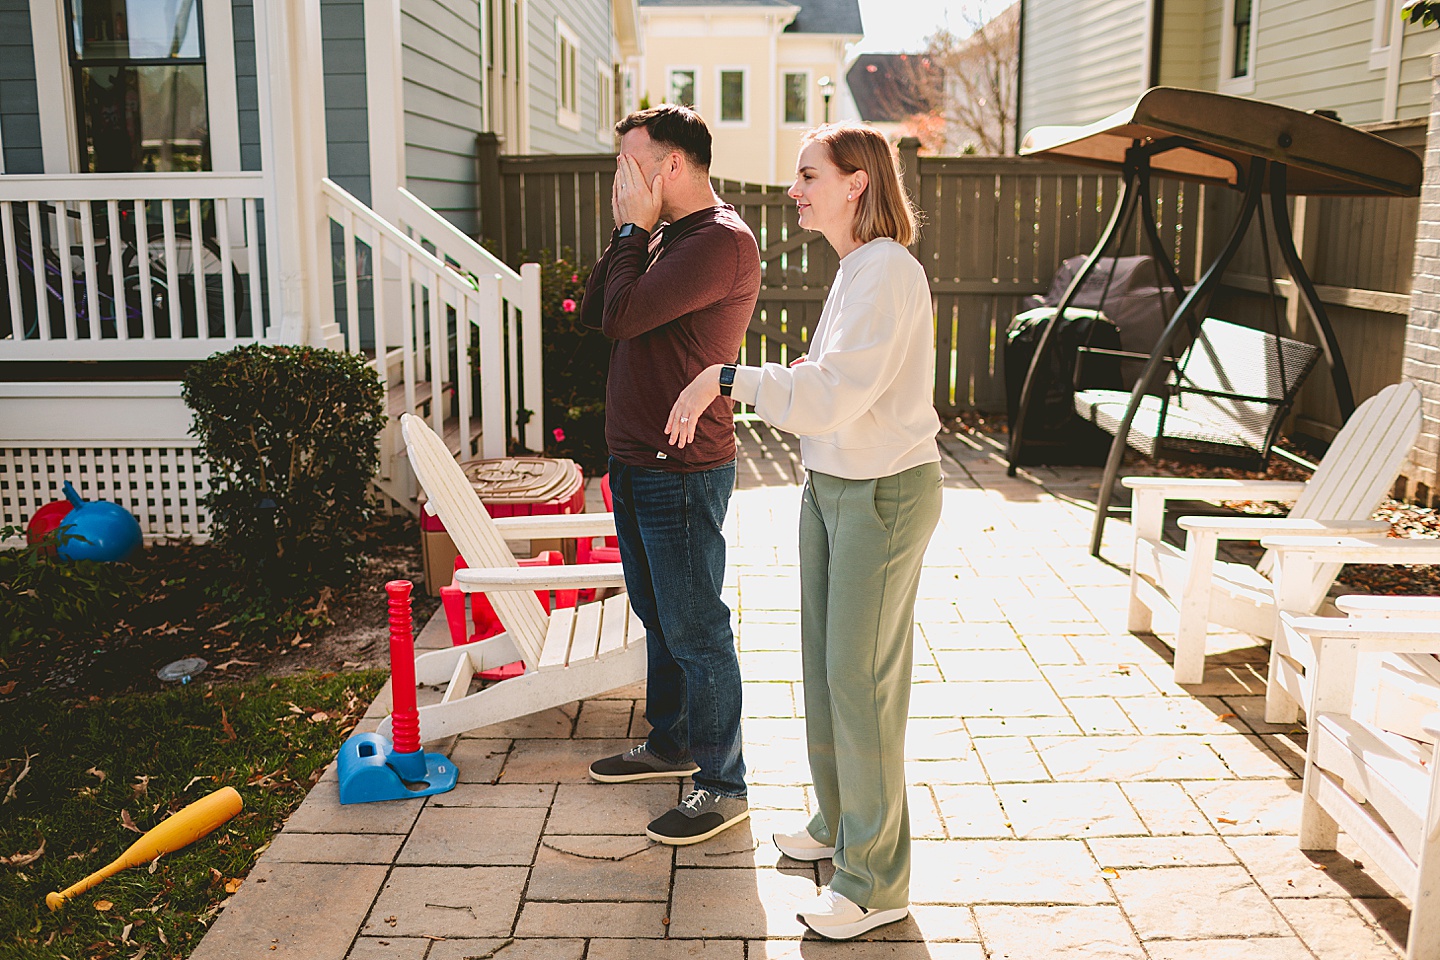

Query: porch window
left=67, top=0, right=211, bottom=172
left=1231, top=0, right=1253, bottom=78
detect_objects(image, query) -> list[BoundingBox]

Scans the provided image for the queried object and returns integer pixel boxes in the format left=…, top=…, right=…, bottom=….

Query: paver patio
left=189, top=421, right=1413, bottom=959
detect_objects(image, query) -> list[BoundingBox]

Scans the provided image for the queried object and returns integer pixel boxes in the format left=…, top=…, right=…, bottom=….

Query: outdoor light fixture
left=819, top=75, right=835, bottom=123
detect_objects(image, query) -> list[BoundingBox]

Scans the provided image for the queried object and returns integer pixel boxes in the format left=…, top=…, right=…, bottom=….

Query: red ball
left=26, top=500, right=73, bottom=549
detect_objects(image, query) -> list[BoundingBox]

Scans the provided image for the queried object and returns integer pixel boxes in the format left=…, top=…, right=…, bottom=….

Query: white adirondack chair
left=377, top=413, right=645, bottom=743
left=1122, top=381, right=1422, bottom=684
left=1262, top=535, right=1440, bottom=725
left=1283, top=609, right=1440, bottom=960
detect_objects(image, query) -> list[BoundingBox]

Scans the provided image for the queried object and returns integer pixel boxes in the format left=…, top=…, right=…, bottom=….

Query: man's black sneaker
left=588, top=744, right=701, bottom=783
left=645, top=788, right=749, bottom=845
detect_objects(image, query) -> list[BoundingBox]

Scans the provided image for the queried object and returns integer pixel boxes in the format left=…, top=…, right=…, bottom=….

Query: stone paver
left=191, top=428, right=1421, bottom=960
left=974, top=905, right=1145, bottom=959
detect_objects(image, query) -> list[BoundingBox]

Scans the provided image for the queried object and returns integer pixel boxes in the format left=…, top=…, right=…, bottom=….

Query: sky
left=851, top=0, right=1011, bottom=54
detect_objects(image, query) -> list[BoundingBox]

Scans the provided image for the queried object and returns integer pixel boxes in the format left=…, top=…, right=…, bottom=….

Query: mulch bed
left=949, top=411, right=1440, bottom=597
left=0, top=516, right=439, bottom=704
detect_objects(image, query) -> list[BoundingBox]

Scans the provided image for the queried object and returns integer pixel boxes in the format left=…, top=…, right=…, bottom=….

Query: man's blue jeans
left=608, top=457, right=746, bottom=797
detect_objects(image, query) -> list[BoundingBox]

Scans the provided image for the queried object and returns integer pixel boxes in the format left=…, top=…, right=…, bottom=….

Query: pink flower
left=552, top=428, right=566, bottom=442
left=570, top=273, right=579, bottom=283
left=562, top=298, right=577, bottom=313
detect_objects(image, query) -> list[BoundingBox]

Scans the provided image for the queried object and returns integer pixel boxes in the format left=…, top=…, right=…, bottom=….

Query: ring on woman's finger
left=680, top=417, right=689, bottom=423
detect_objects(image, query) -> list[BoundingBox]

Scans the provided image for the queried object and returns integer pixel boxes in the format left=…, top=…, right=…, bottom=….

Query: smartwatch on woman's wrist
left=719, top=364, right=737, bottom=397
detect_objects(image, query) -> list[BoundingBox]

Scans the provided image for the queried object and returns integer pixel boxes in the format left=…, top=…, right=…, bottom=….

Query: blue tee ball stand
left=336, top=732, right=458, bottom=804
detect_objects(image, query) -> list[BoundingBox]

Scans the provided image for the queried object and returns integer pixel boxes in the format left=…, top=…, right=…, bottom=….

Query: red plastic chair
left=576, top=473, right=620, bottom=564
left=440, top=551, right=580, bottom=680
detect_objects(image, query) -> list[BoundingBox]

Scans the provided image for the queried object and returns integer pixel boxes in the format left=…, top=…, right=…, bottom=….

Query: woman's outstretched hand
left=666, top=364, right=725, bottom=448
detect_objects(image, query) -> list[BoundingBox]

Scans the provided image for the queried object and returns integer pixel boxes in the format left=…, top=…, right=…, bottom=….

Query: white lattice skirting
left=1, top=445, right=212, bottom=540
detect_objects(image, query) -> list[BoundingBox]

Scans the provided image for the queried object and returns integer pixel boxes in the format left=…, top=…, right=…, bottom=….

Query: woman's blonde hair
left=802, top=123, right=919, bottom=247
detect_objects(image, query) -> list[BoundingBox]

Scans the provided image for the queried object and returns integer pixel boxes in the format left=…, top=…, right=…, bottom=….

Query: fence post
left=476, top=133, right=504, bottom=255
left=897, top=137, right=922, bottom=255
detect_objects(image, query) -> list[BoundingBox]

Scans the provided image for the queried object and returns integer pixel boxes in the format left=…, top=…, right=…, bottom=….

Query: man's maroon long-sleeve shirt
left=584, top=204, right=761, bottom=471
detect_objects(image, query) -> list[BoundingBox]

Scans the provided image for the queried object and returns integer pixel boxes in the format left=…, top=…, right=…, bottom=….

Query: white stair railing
left=395, top=187, right=543, bottom=454
left=319, top=178, right=541, bottom=511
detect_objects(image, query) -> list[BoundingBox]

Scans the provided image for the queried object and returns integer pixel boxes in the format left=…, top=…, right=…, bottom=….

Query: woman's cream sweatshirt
left=729, top=237, right=941, bottom=480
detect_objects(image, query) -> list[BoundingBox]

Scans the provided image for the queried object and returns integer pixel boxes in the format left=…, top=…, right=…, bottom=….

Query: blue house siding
left=322, top=0, right=373, bottom=204
left=402, top=0, right=483, bottom=234
left=527, top=0, right=613, bottom=154
left=233, top=0, right=262, bottom=171
left=0, top=0, right=42, bottom=174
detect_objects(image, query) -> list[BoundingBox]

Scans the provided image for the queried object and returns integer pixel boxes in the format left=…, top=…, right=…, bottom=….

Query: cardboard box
left=418, top=459, right=586, bottom=596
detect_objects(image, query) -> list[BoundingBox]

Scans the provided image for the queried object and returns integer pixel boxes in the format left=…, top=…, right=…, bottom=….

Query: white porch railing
left=0, top=173, right=272, bottom=360
left=319, top=178, right=542, bottom=509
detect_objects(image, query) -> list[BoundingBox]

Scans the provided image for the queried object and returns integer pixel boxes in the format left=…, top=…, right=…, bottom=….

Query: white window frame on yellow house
left=667, top=66, right=699, bottom=108
left=596, top=58, right=615, bottom=145
left=716, top=66, right=748, bottom=127
left=28, top=0, right=242, bottom=174
left=556, top=16, right=581, bottom=132
left=1218, top=0, right=1258, bottom=96
left=781, top=69, right=811, bottom=127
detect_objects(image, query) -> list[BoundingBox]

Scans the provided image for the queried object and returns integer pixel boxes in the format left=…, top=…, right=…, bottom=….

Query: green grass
left=0, top=670, right=385, bottom=960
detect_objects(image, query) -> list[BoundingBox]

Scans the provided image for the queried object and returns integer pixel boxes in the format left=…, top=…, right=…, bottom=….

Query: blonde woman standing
left=666, top=123, right=942, bottom=940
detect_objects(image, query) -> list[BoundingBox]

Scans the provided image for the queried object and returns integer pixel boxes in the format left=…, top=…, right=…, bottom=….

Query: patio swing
left=1004, top=87, right=1423, bottom=556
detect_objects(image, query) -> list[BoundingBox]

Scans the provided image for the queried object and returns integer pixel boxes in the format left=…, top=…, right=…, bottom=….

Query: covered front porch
left=0, top=0, right=542, bottom=538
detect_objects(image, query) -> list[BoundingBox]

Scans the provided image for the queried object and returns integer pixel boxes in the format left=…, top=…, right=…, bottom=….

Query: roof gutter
left=1144, top=0, right=1165, bottom=88
left=1014, top=0, right=1026, bottom=154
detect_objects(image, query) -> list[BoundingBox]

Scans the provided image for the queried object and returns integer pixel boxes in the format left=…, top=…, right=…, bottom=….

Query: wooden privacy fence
left=477, top=138, right=1412, bottom=425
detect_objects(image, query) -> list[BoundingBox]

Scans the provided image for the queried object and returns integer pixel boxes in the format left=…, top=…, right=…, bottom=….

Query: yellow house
left=631, top=0, right=863, bottom=183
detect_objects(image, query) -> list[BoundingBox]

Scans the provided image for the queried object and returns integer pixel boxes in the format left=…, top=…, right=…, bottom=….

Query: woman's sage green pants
left=800, top=462, right=943, bottom=911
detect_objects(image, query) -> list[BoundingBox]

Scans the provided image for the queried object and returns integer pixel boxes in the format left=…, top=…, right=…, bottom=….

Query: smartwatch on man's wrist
left=719, top=364, right=737, bottom=397
left=617, top=222, right=641, bottom=238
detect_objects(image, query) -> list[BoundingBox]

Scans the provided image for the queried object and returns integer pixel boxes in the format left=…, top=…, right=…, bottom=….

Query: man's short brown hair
left=615, top=104, right=712, bottom=170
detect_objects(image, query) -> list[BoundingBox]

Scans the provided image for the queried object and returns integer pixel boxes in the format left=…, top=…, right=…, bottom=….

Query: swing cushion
left=1073, top=317, right=1321, bottom=462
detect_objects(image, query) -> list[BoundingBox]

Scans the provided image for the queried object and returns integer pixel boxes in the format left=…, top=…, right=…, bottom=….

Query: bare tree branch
left=922, top=3, right=1020, bottom=155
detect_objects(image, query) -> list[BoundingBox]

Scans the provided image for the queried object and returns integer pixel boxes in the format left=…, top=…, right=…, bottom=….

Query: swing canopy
left=1020, top=87, right=1422, bottom=198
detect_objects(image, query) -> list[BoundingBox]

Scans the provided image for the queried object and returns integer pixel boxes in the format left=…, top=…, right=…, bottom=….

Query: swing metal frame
left=1002, top=88, right=1423, bottom=557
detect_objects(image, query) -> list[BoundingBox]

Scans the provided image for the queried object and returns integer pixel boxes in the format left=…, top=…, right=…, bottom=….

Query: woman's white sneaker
left=773, top=828, right=835, bottom=861
left=796, top=886, right=908, bottom=940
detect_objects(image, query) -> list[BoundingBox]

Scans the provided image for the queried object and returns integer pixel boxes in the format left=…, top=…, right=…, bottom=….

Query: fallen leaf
left=130, top=948, right=148, bottom=960
left=120, top=810, right=142, bottom=834
left=121, top=922, right=133, bottom=942
left=132, top=775, right=151, bottom=798
left=308, top=712, right=330, bottom=723
left=1216, top=713, right=1237, bottom=721
left=1217, top=817, right=1238, bottom=825
left=87, top=767, right=106, bottom=783
left=224, top=877, right=243, bottom=894
left=3, top=750, right=35, bottom=804
left=219, top=706, right=236, bottom=742
left=1101, top=867, right=1119, bottom=878
left=0, top=681, right=15, bottom=695
left=1, top=837, right=44, bottom=866
left=95, top=900, right=113, bottom=911
left=148, top=854, right=162, bottom=874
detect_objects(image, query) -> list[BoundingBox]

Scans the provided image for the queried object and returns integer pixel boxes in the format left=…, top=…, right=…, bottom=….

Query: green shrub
left=528, top=251, right=611, bottom=475
left=0, top=526, right=139, bottom=660
left=181, top=345, right=385, bottom=602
